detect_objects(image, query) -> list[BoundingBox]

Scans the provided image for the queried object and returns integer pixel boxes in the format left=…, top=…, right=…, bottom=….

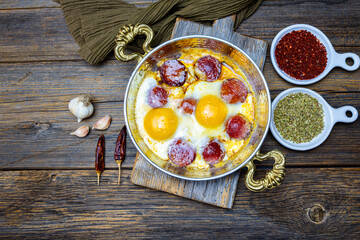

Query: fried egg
left=135, top=50, right=256, bottom=170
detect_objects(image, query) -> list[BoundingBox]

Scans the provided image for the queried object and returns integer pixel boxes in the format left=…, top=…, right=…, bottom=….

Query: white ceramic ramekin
left=270, top=24, right=360, bottom=85
left=270, top=87, right=358, bottom=151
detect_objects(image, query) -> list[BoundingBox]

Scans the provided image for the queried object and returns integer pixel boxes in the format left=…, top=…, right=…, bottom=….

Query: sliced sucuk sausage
left=221, top=78, right=248, bottom=104
left=202, top=140, right=225, bottom=165
left=168, top=139, right=196, bottom=167
left=160, top=60, right=187, bottom=86
left=226, top=115, right=251, bottom=140
left=147, top=86, right=168, bottom=108
left=194, top=55, right=221, bottom=82
left=180, top=98, right=197, bottom=114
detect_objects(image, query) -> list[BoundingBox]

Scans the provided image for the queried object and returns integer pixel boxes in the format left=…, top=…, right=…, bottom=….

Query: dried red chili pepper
left=114, top=125, right=127, bottom=185
left=95, top=134, right=105, bottom=186
left=275, top=30, right=327, bottom=80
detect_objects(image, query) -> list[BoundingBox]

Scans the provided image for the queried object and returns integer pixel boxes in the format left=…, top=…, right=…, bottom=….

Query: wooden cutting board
left=131, top=15, right=267, bottom=209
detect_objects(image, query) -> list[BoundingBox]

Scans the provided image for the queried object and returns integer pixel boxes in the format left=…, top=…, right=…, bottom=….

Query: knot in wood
left=307, top=204, right=326, bottom=224
left=34, top=122, right=51, bottom=135
left=49, top=172, right=58, bottom=182
left=35, top=122, right=51, bottom=130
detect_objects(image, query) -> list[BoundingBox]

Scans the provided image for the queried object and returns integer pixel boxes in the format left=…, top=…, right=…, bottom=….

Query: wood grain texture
left=0, top=0, right=154, bottom=10
left=131, top=16, right=267, bottom=209
left=0, top=61, right=358, bottom=169
left=0, top=0, right=359, bottom=237
left=0, top=0, right=60, bottom=9
left=1, top=0, right=360, bottom=62
left=0, top=168, right=359, bottom=239
left=237, top=0, right=360, bottom=47
left=132, top=153, right=239, bottom=209
left=0, top=8, right=80, bottom=62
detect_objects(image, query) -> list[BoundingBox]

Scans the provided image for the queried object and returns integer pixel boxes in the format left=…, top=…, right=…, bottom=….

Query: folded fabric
left=55, top=0, right=263, bottom=64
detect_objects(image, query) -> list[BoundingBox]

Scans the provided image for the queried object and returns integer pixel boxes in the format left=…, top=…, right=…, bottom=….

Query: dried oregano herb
left=274, top=92, right=324, bottom=143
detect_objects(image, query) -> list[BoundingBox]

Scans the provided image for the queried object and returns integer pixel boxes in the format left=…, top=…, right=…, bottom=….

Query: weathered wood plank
left=237, top=0, right=360, bottom=47
left=0, top=0, right=154, bottom=9
left=0, top=59, right=135, bottom=169
left=0, top=0, right=59, bottom=9
left=264, top=60, right=360, bottom=93
left=0, top=114, right=358, bottom=169
left=0, top=59, right=358, bottom=169
left=0, top=9, right=80, bottom=61
left=132, top=153, right=240, bottom=209
left=0, top=58, right=358, bottom=115
left=0, top=168, right=359, bottom=238
left=0, top=58, right=358, bottom=111
left=1, top=0, right=359, bottom=62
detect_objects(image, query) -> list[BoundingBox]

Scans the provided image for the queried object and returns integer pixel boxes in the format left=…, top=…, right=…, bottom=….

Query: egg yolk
left=144, top=108, right=178, bottom=141
left=195, top=95, right=227, bottom=128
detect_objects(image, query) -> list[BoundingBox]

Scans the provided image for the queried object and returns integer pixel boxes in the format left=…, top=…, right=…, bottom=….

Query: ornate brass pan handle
left=115, top=24, right=153, bottom=62
left=245, top=150, right=286, bottom=192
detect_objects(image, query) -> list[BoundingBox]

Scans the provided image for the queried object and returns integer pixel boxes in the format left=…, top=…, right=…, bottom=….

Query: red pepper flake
left=275, top=30, right=327, bottom=80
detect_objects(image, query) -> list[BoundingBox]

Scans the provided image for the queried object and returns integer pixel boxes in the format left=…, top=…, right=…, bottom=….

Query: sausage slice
left=168, top=138, right=196, bottom=167
left=221, top=78, right=248, bottom=104
left=160, top=60, right=187, bottom=86
left=194, top=55, right=221, bottom=82
left=225, top=115, right=251, bottom=140
left=147, top=86, right=168, bottom=108
left=202, top=140, right=225, bottom=165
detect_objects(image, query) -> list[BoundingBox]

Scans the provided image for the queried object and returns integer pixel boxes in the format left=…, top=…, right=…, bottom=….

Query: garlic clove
left=70, top=125, right=90, bottom=138
left=68, top=94, right=94, bottom=122
left=92, top=115, right=112, bottom=130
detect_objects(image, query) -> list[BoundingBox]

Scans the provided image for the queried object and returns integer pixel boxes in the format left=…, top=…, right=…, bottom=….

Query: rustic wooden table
left=0, top=0, right=359, bottom=239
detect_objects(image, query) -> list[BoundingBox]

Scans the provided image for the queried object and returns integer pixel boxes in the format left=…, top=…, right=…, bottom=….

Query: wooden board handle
left=213, top=15, right=236, bottom=33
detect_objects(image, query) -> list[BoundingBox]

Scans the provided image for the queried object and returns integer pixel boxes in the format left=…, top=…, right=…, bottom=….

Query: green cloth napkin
left=55, top=0, right=263, bottom=64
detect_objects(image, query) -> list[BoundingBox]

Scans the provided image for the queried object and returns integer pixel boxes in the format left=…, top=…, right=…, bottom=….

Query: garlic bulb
left=92, top=115, right=111, bottom=130
left=70, top=126, right=90, bottom=138
left=68, top=94, right=94, bottom=122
